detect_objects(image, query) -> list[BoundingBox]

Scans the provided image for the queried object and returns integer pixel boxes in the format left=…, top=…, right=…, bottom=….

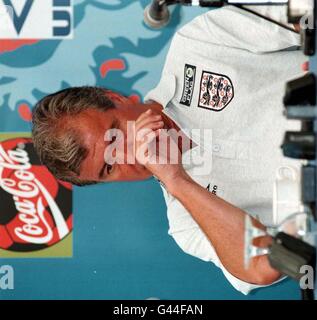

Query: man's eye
left=106, top=164, right=113, bottom=175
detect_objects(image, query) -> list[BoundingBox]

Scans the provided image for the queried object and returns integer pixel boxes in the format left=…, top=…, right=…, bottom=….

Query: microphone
left=143, top=0, right=288, bottom=29
left=144, top=0, right=171, bottom=29
left=143, top=1, right=225, bottom=29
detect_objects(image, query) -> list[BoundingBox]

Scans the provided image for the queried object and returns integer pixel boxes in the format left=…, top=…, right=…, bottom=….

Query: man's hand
left=134, top=110, right=281, bottom=287
left=170, top=175, right=281, bottom=286
left=134, top=109, right=188, bottom=187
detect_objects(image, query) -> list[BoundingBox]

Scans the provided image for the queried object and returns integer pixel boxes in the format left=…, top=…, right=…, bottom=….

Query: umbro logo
left=180, top=64, right=196, bottom=107
left=206, top=183, right=218, bottom=196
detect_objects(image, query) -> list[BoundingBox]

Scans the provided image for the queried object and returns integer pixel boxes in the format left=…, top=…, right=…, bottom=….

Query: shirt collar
left=144, top=73, right=176, bottom=108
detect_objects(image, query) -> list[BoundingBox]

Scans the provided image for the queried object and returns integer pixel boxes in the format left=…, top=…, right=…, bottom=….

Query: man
left=32, top=5, right=305, bottom=294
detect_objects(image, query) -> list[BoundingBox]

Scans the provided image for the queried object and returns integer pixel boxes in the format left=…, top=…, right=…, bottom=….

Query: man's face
left=72, top=105, right=152, bottom=183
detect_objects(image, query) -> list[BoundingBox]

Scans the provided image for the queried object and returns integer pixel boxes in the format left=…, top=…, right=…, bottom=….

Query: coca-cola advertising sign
left=0, top=134, right=72, bottom=257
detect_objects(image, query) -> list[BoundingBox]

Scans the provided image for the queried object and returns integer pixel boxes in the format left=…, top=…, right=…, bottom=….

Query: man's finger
left=136, top=125, right=162, bottom=142
left=302, top=61, right=309, bottom=71
left=136, top=114, right=162, bottom=130
left=135, top=109, right=156, bottom=123
left=135, top=129, right=159, bottom=165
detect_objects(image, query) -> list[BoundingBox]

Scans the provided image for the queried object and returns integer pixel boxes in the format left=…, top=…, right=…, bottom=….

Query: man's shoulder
left=174, top=5, right=299, bottom=54
left=175, top=6, right=246, bottom=36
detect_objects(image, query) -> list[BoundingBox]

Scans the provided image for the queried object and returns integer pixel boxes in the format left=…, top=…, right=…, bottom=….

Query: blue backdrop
left=0, top=0, right=300, bottom=299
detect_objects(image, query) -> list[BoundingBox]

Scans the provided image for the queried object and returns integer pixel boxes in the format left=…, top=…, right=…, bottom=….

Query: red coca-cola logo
left=0, top=137, right=72, bottom=252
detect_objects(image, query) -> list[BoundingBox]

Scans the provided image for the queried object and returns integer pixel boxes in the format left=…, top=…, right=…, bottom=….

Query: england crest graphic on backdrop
left=198, top=71, right=234, bottom=112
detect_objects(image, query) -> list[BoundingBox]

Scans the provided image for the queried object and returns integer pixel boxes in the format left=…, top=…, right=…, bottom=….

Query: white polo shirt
left=145, top=5, right=306, bottom=294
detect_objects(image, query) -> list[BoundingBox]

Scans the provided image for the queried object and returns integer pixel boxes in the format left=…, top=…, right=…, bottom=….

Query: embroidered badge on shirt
left=198, top=71, right=234, bottom=112
left=180, top=64, right=196, bottom=107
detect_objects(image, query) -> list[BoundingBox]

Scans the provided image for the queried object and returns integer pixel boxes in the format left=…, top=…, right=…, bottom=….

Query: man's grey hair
left=32, top=86, right=116, bottom=186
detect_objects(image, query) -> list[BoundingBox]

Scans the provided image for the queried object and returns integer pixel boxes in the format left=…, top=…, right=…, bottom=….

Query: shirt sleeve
left=176, top=5, right=300, bottom=54
left=162, top=186, right=285, bottom=295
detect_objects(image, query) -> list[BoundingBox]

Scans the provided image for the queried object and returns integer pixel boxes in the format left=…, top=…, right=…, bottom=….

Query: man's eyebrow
left=97, top=119, right=118, bottom=179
